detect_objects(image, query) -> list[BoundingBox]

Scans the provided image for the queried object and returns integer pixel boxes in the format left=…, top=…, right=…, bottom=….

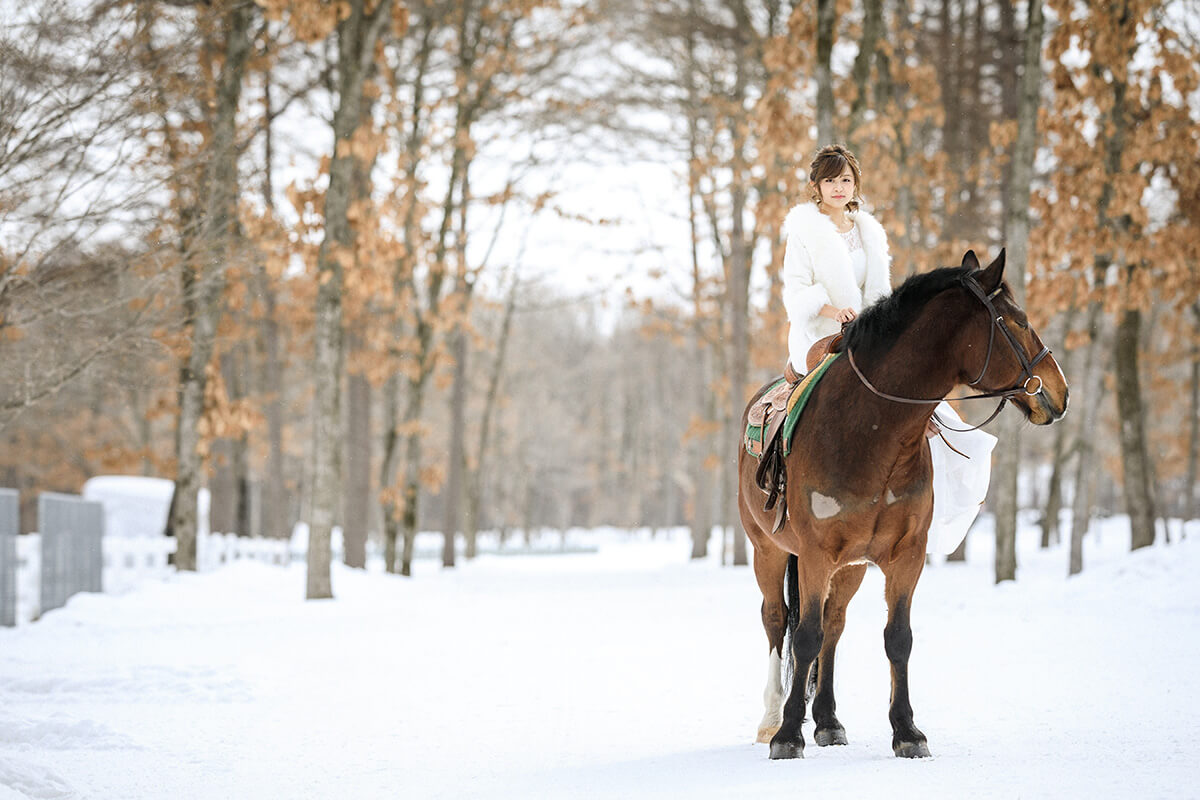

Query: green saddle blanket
left=745, top=352, right=840, bottom=458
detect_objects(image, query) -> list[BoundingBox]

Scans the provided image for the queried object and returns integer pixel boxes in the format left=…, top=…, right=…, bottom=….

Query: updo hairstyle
left=808, top=144, right=864, bottom=213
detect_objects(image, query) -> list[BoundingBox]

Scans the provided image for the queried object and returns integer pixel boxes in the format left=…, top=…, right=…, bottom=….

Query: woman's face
left=813, top=166, right=856, bottom=210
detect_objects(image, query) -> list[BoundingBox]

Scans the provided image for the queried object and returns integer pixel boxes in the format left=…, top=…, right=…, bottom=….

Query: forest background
left=1, top=0, right=1197, bottom=592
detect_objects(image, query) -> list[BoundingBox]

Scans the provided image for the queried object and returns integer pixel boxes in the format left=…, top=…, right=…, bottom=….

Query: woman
left=781, top=144, right=995, bottom=556
left=782, top=144, right=892, bottom=373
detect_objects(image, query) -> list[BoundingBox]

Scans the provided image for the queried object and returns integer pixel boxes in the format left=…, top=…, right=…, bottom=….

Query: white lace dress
left=838, top=223, right=995, bottom=556
left=839, top=225, right=868, bottom=291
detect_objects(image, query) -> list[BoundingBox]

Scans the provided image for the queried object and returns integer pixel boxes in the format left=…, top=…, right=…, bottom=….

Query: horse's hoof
left=893, top=740, right=931, bottom=758
left=814, top=725, right=847, bottom=746
left=769, top=740, right=805, bottom=760
left=756, top=724, right=781, bottom=744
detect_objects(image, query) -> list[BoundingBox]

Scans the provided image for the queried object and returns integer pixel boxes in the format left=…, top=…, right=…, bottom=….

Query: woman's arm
left=782, top=238, right=856, bottom=326
left=781, top=237, right=831, bottom=328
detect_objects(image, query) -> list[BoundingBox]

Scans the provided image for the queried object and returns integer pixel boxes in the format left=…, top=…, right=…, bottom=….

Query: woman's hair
left=808, top=144, right=863, bottom=213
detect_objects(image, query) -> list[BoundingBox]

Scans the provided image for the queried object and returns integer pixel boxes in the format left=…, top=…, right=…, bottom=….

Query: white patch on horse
left=811, top=491, right=841, bottom=519
left=886, top=488, right=901, bottom=505
left=757, top=649, right=784, bottom=742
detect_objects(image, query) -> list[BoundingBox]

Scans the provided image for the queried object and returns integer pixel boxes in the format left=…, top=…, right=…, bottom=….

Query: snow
left=80, top=476, right=211, bottom=539
left=2, top=518, right=1199, bottom=799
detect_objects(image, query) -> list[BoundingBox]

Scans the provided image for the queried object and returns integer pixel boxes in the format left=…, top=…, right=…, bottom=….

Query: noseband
left=846, top=274, right=1052, bottom=432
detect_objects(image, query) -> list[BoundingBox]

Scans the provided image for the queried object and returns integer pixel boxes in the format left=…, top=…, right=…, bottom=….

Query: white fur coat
left=781, top=202, right=892, bottom=369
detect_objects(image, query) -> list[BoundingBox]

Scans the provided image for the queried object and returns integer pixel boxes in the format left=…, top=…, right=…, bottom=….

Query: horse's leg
left=769, top=554, right=831, bottom=760
left=880, top=544, right=931, bottom=758
left=811, top=563, right=868, bottom=746
left=751, top=541, right=789, bottom=744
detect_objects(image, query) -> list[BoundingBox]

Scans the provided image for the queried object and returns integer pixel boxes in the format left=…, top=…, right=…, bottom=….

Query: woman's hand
left=821, top=305, right=857, bottom=324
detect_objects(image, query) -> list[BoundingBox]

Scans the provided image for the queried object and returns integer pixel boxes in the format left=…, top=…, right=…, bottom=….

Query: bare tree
left=0, top=1, right=164, bottom=426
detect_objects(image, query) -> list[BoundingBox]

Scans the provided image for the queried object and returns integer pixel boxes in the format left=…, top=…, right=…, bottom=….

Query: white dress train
left=927, top=401, right=997, bottom=556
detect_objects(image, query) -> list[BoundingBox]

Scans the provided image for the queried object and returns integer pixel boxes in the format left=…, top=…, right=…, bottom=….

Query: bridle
left=846, top=273, right=1052, bottom=432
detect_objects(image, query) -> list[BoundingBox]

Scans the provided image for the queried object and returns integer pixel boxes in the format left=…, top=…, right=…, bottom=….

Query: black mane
left=839, top=265, right=973, bottom=358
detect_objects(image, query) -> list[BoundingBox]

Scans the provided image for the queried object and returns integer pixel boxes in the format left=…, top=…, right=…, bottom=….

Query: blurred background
left=1, top=0, right=1197, bottom=587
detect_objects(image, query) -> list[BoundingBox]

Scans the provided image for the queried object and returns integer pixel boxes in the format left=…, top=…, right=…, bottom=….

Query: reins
left=846, top=273, right=1051, bottom=434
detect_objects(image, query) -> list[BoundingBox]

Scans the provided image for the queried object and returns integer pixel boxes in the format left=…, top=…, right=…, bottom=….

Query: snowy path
left=2, top=522, right=1199, bottom=799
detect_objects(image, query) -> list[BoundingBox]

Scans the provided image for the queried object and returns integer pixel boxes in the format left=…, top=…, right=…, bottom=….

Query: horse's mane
left=839, top=265, right=973, bottom=358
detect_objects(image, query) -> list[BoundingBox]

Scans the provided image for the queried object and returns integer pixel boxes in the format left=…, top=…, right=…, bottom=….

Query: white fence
left=12, top=530, right=288, bottom=624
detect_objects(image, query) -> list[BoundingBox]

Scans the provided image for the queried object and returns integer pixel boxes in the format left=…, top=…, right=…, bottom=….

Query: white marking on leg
left=811, top=491, right=841, bottom=519
left=757, top=649, right=784, bottom=742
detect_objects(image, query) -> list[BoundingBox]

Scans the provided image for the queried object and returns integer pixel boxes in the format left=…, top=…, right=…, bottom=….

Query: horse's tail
left=782, top=553, right=820, bottom=709
left=781, top=553, right=801, bottom=696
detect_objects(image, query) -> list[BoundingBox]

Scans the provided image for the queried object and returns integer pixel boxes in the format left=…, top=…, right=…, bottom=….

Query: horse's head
left=959, top=250, right=1069, bottom=425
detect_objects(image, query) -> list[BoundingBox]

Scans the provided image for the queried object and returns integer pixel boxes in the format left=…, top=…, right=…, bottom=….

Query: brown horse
left=739, top=250, right=1068, bottom=760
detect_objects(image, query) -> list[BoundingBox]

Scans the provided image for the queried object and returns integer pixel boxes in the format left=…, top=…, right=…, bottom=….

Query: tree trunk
left=1042, top=308, right=1079, bottom=548
left=211, top=348, right=251, bottom=536
left=847, top=0, right=882, bottom=147
left=1185, top=304, right=1200, bottom=523
left=1040, top=420, right=1069, bottom=548
left=378, top=12, right=435, bottom=576
left=690, top=429, right=713, bottom=559
left=1069, top=302, right=1106, bottom=575
left=685, top=70, right=710, bottom=561
left=400, top=422, right=424, bottom=578
left=399, top=379, right=428, bottom=577
left=308, top=0, right=393, bottom=600
left=727, top=13, right=751, bottom=568
left=997, top=0, right=1019, bottom=227
left=258, top=51, right=288, bottom=543
left=260, top=279, right=286, bottom=539
left=343, top=370, right=370, bottom=568
left=815, top=0, right=836, bottom=145
left=962, top=0, right=986, bottom=229
left=1068, top=447, right=1097, bottom=577
left=168, top=0, right=252, bottom=571
left=465, top=270, right=520, bottom=558
left=937, top=0, right=959, bottom=236
left=380, top=373, right=401, bottom=573
left=234, top=435, right=250, bottom=536
left=442, top=329, right=466, bottom=568
left=383, top=512, right=399, bottom=573
left=210, top=438, right=236, bottom=534
left=229, top=349, right=252, bottom=536
left=992, top=421, right=1020, bottom=583
left=873, top=0, right=914, bottom=273
left=342, top=60, right=381, bottom=569
left=1114, top=308, right=1156, bottom=550
left=992, top=0, right=1043, bottom=584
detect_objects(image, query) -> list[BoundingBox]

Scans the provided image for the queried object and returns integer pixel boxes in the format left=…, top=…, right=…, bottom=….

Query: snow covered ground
left=2, top=517, right=1199, bottom=799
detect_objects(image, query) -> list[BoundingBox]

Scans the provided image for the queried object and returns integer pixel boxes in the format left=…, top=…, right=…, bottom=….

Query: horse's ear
left=980, top=248, right=1007, bottom=290
left=961, top=250, right=980, bottom=269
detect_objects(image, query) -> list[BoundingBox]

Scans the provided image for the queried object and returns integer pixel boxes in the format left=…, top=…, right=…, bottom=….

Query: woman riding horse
left=741, top=150, right=1070, bottom=760
left=782, top=144, right=997, bottom=556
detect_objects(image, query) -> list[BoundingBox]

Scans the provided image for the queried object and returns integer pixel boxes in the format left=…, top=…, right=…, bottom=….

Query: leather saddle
left=751, top=333, right=843, bottom=533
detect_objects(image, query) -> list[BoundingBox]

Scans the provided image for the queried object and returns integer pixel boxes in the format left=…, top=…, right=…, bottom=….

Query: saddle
left=746, top=333, right=843, bottom=534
